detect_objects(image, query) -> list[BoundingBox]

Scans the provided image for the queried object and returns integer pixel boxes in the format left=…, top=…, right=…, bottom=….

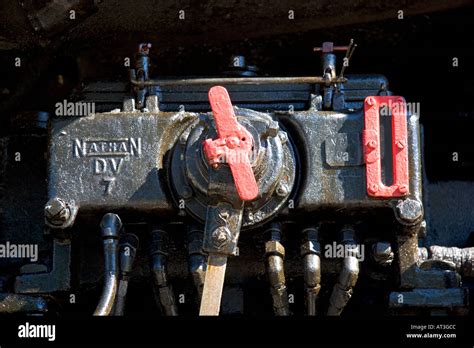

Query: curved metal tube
left=327, top=226, right=359, bottom=316
left=94, top=213, right=122, bottom=316
left=150, top=228, right=178, bottom=316
left=95, top=272, right=118, bottom=316
left=113, top=233, right=139, bottom=316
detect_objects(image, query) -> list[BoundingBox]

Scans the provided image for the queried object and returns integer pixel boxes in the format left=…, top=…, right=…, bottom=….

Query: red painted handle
left=203, top=86, right=259, bottom=201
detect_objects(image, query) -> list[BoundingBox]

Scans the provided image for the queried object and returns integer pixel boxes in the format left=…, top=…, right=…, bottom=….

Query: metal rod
left=131, top=76, right=347, bottom=87
left=340, top=39, right=357, bottom=78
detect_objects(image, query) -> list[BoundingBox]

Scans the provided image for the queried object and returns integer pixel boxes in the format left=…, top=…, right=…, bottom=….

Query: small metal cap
left=100, top=213, right=122, bottom=239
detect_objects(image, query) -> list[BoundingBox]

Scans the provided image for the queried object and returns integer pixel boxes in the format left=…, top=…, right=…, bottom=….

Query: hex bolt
left=278, top=131, right=288, bottom=144
left=211, top=226, right=231, bottom=250
left=395, top=198, right=423, bottom=224
left=276, top=182, right=289, bottom=197
left=44, top=197, right=70, bottom=226
left=267, top=121, right=280, bottom=137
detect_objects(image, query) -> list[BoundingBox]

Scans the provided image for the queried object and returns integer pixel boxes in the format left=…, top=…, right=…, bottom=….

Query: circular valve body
left=169, top=87, right=297, bottom=228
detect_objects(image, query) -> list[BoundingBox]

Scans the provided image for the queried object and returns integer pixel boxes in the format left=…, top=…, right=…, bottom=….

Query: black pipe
left=94, top=213, right=122, bottom=316
left=187, top=226, right=207, bottom=302
left=150, top=227, right=178, bottom=316
left=113, top=233, right=139, bottom=316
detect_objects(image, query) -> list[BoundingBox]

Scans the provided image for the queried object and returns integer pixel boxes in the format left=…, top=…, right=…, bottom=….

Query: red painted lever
left=203, top=86, right=259, bottom=201
left=363, top=96, right=409, bottom=198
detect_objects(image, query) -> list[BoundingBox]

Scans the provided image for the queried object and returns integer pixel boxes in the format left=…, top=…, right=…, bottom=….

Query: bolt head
left=395, top=198, right=423, bottom=223
left=398, top=184, right=408, bottom=194
left=212, top=226, right=231, bottom=249
left=372, top=242, right=394, bottom=266
left=44, top=197, right=70, bottom=225
left=368, top=183, right=379, bottom=193
left=278, top=131, right=288, bottom=144
left=276, top=182, right=289, bottom=197
left=367, top=140, right=377, bottom=149
left=366, top=97, right=376, bottom=106
left=267, top=121, right=279, bottom=137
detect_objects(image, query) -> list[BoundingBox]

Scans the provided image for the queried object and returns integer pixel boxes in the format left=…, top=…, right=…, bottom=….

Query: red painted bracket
left=363, top=96, right=409, bottom=198
left=203, top=86, right=259, bottom=201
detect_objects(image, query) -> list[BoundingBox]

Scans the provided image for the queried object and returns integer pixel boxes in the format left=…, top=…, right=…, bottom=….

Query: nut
left=300, top=240, right=321, bottom=256
left=212, top=226, right=231, bottom=250
left=372, top=242, right=394, bottom=266
left=265, top=240, right=285, bottom=258
left=267, top=121, right=279, bottom=137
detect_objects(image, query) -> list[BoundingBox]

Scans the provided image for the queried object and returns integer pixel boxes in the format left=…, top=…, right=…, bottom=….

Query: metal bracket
left=363, top=96, right=409, bottom=198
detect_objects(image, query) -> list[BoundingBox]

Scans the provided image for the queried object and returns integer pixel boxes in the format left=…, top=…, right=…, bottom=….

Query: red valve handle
left=203, top=86, right=259, bottom=201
